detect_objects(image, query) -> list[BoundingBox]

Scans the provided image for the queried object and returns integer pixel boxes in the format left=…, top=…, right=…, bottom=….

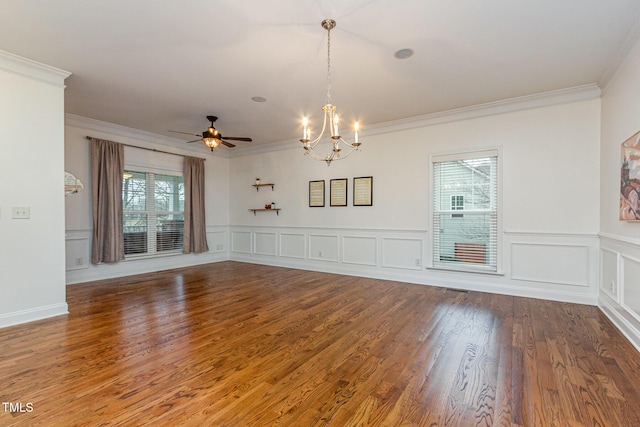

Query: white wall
left=599, top=33, right=640, bottom=350
left=64, top=116, right=231, bottom=284
left=229, top=92, right=601, bottom=304
left=0, top=51, right=70, bottom=327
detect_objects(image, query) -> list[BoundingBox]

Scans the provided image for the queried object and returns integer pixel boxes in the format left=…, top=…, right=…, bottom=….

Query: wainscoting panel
left=309, top=234, right=339, bottom=263
left=381, top=237, right=423, bottom=270
left=65, top=231, right=90, bottom=271
left=254, top=232, right=277, bottom=256
left=599, top=234, right=640, bottom=352
left=279, top=233, right=306, bottom=259
left=207, top=230, right=227, bottom=253
left=66, top=226, right=230, bottom=284
left=231, top=231, right=252, bottom=254
left=342, top=236, right=377, bottom=266
left=230, top=228, right=598, bottom=305
left=511, top=243, right=590, bottom=287
left=622, top=254, right=640, bottom=322
left=600, top=247, right=619, bottom=301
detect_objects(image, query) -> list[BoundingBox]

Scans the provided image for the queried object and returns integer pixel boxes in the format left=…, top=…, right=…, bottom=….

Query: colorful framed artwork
left=621, top=130, right=640, bottom=221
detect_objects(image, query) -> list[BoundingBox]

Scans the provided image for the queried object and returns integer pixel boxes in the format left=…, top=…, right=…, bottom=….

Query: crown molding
left=229, top=84, right=602, bottom=158
left=0, top=50, right=70, bottom=86
left=363, top=84, right=601, bottom=136
left=65, top=114, right=230, bottom=159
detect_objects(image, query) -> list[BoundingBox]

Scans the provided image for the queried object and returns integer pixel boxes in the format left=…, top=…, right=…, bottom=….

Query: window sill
left=427, top=265, right=504, bottom=276
left=124, top=250, right=183, bottom=261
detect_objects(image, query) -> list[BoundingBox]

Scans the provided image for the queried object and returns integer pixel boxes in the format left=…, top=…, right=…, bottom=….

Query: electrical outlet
left=75, top=257, right=83, bottom=266
left=610, top=279, right=616, bottom=293
left=216, top=244, right=223, bottom=251
left=12, top=207, right=30, bottom=219
left=319, top=250, right=323, bottom=258
left=415, top=258, right=421, bottom=267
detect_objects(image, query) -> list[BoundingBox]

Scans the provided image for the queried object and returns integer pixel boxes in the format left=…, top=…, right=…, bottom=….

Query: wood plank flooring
left=1, top=261, right=640, bottom=426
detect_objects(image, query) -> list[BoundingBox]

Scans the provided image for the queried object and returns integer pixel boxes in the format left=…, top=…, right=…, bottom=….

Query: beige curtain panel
left=183, top=156, right=209, bottom=254
left=90, top=138, right=125, bottom=264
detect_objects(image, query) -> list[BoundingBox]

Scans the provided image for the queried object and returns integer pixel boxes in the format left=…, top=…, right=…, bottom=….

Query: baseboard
left=599, top=296, right=640, bottom=353
left=0, top=303, right=69, bottom=328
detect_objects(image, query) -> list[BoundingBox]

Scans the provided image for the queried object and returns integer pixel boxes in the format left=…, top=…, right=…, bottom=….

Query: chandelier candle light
left=300, top=19, right=361, bottom=165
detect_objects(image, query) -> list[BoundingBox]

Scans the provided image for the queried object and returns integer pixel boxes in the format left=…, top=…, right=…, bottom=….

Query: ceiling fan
left=169, top=115, right=252, bottom=151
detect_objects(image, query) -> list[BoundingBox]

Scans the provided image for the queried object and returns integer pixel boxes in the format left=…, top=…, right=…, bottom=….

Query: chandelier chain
left=326, top=26, right=332, bottom=104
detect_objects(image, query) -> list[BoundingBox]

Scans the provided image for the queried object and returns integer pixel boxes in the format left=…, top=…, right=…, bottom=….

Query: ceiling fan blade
left=221, top=140, right=236, bottom=148
left=221, top=136, right=252, bottom=142
left=169, top=130, right=200, bottom=137
left=186, top=139, right=201, bottom=144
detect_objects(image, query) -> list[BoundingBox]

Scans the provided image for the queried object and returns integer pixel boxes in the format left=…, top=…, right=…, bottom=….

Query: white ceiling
left=2, top=1, right=640, bottom=151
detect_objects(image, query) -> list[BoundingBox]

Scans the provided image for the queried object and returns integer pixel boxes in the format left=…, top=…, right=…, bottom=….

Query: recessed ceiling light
left=394, top=48, right=414, bottom=59
left=251, top=96, right=267, bottom=102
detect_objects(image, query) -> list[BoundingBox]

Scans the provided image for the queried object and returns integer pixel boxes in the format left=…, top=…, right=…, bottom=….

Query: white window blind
left=123, top=171, right=184, bottom=257
left=432, top=153, right=498, bottom=271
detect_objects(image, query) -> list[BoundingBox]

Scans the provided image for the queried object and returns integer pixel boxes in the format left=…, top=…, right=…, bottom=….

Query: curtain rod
left=85, top=136, right=206, bottom=161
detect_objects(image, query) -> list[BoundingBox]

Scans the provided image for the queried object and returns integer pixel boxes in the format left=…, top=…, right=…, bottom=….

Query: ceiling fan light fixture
left=202, top=136, right=220, bottom=151
left=202, top=119, right=223, bottom=150
left=169, top=115, right=251, bottom=150
left=299, top=19, right=362, bottom=166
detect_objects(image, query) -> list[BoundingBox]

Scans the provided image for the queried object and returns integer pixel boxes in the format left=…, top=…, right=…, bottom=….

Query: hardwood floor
left=1, top=261, right=639, bottom=426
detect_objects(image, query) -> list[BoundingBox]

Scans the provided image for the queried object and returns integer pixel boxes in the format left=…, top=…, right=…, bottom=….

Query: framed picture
left=621, top=130, right=640, bottom=220
left=353, top=176, right=373, bottom=206
left=309, top=180, right=325, bottom=207
left=330, top=178, right=348, bottom=206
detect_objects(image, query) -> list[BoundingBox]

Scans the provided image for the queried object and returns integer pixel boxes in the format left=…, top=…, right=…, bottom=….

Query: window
left=432, top=150, right=498, bottom=271
left=122, top=170, right=184, bottom=256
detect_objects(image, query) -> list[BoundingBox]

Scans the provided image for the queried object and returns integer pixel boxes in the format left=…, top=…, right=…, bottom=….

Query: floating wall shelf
left=249, top=208, right=281, bottom=216
left=252, top=183, right=275, bottom=191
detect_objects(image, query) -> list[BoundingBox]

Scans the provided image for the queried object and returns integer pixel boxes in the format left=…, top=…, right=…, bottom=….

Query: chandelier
left=300, top=19, right=361, bottom=165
